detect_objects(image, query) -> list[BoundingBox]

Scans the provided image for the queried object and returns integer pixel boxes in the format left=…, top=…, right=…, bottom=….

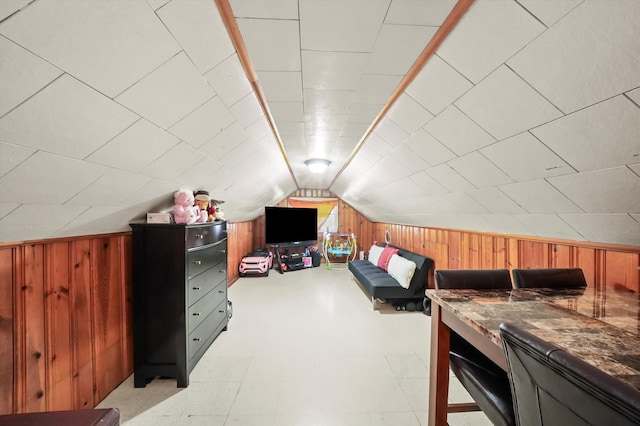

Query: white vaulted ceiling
left=0, top=0, right=639, bottom=246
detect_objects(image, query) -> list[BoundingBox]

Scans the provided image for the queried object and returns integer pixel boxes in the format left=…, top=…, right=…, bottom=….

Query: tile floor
left=97, top=265, right=491, bottom=425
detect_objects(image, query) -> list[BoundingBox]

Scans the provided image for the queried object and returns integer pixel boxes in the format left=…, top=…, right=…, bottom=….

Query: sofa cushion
left=377, top=246, right=398, bottom=270
left=368, top=244, right=384, bottom=265
left=388, top=254, right=416, bottom=289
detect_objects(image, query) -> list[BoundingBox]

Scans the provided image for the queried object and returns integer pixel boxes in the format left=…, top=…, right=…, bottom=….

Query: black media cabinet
left=271, top=242, right=314, bottom=273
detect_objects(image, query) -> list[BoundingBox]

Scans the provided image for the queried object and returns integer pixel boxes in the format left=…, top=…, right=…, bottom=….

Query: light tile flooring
left=97, top=266, right=491, bottom=425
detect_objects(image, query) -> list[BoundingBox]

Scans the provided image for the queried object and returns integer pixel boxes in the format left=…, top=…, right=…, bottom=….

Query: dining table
left=425, top=285, right=640, bottom=426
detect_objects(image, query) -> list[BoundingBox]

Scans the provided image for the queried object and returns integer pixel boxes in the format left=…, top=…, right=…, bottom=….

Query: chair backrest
left=499, top=323, right=640, bottom=426
left=435, top=269, right=513, bottom=290
left=511, top=268, right=586, bottom=289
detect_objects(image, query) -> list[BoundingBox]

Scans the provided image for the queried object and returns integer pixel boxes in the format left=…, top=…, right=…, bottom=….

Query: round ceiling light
left=304, top=159, right=331, bottom=174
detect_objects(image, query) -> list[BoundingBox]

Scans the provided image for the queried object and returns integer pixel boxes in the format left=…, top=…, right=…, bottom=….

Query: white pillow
left=368, top=245, right=384, bottom=266
left=387, top=254, right=417, bottom=289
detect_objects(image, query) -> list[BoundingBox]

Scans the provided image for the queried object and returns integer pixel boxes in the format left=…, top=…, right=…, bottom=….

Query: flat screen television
left=264, top=206, right=318, bottom=245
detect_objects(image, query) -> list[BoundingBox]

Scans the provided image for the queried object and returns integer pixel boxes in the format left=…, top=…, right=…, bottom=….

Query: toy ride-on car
left=238, top=248, right=273, bottom=277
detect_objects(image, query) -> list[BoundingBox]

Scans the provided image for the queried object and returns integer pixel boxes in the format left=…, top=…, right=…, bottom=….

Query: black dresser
left=130, top=221, right=228, bottom=387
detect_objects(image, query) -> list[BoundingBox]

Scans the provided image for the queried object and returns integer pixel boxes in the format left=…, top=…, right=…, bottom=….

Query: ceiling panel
left=480, top=132, right=574, bottom=182
left=0, top=141, right=34, bottom=177
left=0, top=74, right=138, bottom=159
left=65, top=169, right=151, bottom=206
left=517, top=0, right=583, bottom=27
left=0, top=204, right=88, bottom=242
left=0, top=151, right=107, bottom=204
left=455, top=65, right=563, bottom=140
left=204, top=54, right=253, bottom=108
left=531, top=96, right=640, bottom=172
left=236, top=18, right=300, bottom=71
left=299, top=0, right=389, bottom=52
left=499, top=179, right=582, bottom=214
left=229, top=92, right=264, bottom=127
left=558, top=214, right=640, bottom=247
left=437, top=0, right=545, bottom=83
left=423, top=105, right=495, bottom=155
left=514, top=213, right=584, bottom=241
left=302, top=51, right=368, bottom=91
left=169, top=96, right=235, bottom=148
left=157, top=0, right=235, bottom=74
left=405, top=54, right=473, bottom=116
left=426, top=164, right=475, bottom=193
left=385, top=0, right=456, bottom=26
left=466, top=187, right=527, bottom=214
left=508, top=0, right=640, bottom=114
left=366, top=24, right=438, bottom=76
left=86, top=119, right=179, bottom=172
left=141, top=142, right=206, bottom=181
left=548, top=167, right=640, bottom=213
left=0, top=0, right=180, bottom=97
left=116, top=53, right=216, bottom=128
left=387, top=93, right=434, bottom=134
left=447, top=152, right=513, bottom=188
left=0, top=36, right=61, bottom=117
left=403, top=129, right=455, bottom=166
left=229, top=0, right=298, bottom=19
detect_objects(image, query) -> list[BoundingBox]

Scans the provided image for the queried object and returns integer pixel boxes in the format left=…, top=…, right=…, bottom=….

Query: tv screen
left=264, top=207, right=318, bottom=245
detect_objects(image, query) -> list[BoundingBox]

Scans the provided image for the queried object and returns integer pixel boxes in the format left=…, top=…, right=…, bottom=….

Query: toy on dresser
left=173, top=188, right=206, bottom=224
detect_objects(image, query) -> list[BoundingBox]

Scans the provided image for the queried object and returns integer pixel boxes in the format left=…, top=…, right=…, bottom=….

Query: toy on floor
left=322, top=232, right=357, bottom=270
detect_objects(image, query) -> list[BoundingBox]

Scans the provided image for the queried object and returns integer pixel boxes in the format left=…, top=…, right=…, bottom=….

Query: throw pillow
left=388, top=254, right=417, bottom=289
left=368, top=245, right=384, bottom=265
left=377, top=246, right=399, bottom=271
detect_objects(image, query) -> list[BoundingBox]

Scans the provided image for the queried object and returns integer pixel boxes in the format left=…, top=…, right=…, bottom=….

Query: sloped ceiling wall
left=0, top=0, right=639, bottom=246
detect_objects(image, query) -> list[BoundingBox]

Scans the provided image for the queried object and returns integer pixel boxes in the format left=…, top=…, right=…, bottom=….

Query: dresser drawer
left=188, top=280, right=227, bottom=331
left=188, top=264, right=226, bottom=306
left=188, top=242, right=226, bottom=278
left=186, top=223, right=227, bottom=249
left=188, top=300, right=227, bottom=359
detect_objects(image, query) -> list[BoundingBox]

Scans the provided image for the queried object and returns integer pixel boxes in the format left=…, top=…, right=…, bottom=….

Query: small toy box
left=239, top=248, right=273, bottom=277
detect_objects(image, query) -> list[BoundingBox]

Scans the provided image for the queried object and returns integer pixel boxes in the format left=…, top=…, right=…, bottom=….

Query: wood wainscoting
left=370, top=223, right=640, bottom=292
left=0, top=233, right=133, bottom=415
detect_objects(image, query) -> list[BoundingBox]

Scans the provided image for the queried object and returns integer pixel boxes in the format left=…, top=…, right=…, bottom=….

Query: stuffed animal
left=194, top=190, right=215, bottom=222
left=173, top=188, right=201, bottom=224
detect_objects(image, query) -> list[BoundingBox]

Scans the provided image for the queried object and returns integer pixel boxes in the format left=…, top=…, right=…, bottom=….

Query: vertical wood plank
left=550, top=244, right=571, bottom=267
left=21, top=244, right=46, bottom=413
left=91, top=237, right=125, bottom=403
left=604, top=251, right=640, bottom=292
left=45, top=242, right=73, bottom=411
left=122, top=235, right=134, bottom=376
left=70, top=240, right=93, bottom=409
left=0, top=248, right=15, bottom=414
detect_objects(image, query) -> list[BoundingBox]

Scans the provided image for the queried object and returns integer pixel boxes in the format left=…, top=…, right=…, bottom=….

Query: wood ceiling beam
left=329, top=0, right=476, bottom=189
left=215, top=0, right=299, bottom=188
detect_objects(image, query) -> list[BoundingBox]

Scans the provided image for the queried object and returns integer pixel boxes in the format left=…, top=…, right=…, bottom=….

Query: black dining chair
left=511, top=268, right=587, bottom=289
left=434, top=269, right=515, bottom=426
left=500, top=322, right=640, bottom=426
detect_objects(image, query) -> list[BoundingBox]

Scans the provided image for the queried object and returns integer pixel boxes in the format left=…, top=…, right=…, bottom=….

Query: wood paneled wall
left=226, top=221, right=255, bottom=286
left=0, top=234, right=132, bottom=415
left=369, top=223, right=640, bottom=292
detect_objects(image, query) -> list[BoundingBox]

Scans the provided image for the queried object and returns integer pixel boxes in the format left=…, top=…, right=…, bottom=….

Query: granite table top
left=426, top=286, right=640, bottom=390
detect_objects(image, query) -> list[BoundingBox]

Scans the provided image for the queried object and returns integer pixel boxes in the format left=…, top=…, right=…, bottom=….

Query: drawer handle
left=221, top=249, right=226, bottom=253
left=193, top=286, right=201, bottom=290
left=194, top=260, right=202, bottom=265
left=193, top=337, right=201, bottom=342
left=219, top=310, right=225, bottom=313
left=219, top=269, right=226, bottom=273
left=218, top=290, right=224, bottom=294
left=193, top=312, right=201, bottom=316
left=196, top=234, right=204, bottom=239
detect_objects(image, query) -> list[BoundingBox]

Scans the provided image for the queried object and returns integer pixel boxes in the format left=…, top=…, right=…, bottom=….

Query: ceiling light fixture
left=304, top=159, right=331, bottom=174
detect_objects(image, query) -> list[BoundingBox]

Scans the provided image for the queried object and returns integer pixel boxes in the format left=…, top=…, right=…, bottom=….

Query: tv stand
left=271, top=242, right=313, bottom=273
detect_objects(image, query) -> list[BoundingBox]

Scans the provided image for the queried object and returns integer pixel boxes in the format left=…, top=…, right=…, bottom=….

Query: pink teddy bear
left=173, top=188, right=206, bottom=224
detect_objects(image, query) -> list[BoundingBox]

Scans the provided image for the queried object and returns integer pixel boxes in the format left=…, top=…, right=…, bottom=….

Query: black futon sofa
left=348, top=244, right=434, bottom=310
